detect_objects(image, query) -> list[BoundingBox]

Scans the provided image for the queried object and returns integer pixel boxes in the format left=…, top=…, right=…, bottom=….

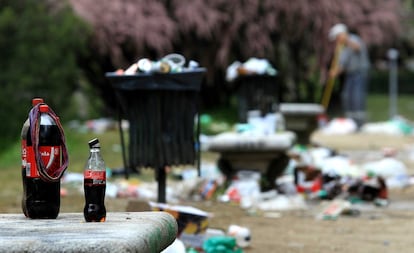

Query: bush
left=0, top=0, right=90, bottom=152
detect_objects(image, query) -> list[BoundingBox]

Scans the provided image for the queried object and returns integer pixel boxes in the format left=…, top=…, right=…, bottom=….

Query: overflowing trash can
left=226, top=58, right=279, bottom=123
left=106, top=68, right=206, bottom=202
left=234, top=75, right=280, bottom=123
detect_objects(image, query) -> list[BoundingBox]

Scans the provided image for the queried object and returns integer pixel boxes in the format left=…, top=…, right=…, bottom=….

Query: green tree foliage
left=0, top=0, right=89, bottom=151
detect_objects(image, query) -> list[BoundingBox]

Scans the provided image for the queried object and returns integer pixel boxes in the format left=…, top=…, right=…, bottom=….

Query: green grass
left=64, top=130, right=125, bottom=173
left=200, top=105, right=239, bottom=135
left=366, top=94, right=414, bottom=122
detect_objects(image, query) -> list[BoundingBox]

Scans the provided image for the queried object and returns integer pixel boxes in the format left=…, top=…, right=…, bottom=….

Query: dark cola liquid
left=22, top=125, right=61, bottom=219
left=84, top=181, right=106, bottom=222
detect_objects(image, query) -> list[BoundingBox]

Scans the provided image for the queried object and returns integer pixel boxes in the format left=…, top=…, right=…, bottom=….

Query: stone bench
left=207, top=131, right=296, bottom=189
left=0, top=212, right=177, bottom=253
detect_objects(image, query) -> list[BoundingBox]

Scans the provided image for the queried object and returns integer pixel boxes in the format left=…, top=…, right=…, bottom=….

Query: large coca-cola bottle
left=21, top=98, right=44, bottom=217
left=84, top=138, right=107, bottom=222
left=22, top=103, right=65, bottom=219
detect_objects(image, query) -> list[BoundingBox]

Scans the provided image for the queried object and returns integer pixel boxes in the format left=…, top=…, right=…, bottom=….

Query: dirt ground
left=184, top=131, right=414, bottom=253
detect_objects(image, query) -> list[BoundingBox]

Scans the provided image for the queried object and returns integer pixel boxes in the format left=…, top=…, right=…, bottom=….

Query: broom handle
left=321, top=43, right=344, bottom=109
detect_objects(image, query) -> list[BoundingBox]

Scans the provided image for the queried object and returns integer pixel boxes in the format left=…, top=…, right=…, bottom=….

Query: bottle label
left=84, top=170, right=106, bottom=185
left=21, top=140, right=27, bottom=170
left=24, top=144, right=61, bottom=178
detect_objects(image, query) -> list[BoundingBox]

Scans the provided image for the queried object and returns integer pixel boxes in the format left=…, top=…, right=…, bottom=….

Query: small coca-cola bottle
left=84, top=138, right=106, bottom=222
left=22, top=104, right=62, bottom=219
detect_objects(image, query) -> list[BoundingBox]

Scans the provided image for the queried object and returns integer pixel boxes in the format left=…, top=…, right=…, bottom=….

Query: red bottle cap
left=32, top=98, right=44, bottom=106
left=39, top=104, right=49, bottom=113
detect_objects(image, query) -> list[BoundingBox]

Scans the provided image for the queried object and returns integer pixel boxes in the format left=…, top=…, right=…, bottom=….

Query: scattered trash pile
left=321, top=116, right=414, bottom=136
left=282, top=145, right=399, bottom=206
left=159, top=142, right=411, bottom=252
left=154, top=201, right=250, bottom=253
left=361, top=116, right=414, bottom=136
left=209, top=143, right=409, bottom=215
left=113, top=53, right=200, bottom=75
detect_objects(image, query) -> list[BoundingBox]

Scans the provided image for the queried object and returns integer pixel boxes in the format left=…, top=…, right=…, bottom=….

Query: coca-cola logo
left=40, top=146, right=60, bottom=170
left=41, top=151, right=50, bottom=156
left=40, top=147, right=60, bottom=157
left=84, top=170, right=106, bottom=181
left=84, top=170, right=93, bottom=178
left=24, top=145, right=61, bottom=178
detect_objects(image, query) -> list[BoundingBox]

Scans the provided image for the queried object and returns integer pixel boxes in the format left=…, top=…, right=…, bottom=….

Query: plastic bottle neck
left=89, top=148, right=102, bottom=158
left=90, top=147, right=101, bottom=153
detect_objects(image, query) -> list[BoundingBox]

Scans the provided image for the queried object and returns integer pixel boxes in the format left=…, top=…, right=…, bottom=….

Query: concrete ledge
left=0, top=212, right=177, bottom=253
left=280, top=103, right=325, bottom=116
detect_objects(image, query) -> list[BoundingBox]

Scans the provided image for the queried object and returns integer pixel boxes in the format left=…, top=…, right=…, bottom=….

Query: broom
left=321, top=42, right=344, bottom=109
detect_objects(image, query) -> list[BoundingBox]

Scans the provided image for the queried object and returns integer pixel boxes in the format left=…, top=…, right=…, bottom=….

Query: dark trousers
left=342, top=71, right=368, bottom=127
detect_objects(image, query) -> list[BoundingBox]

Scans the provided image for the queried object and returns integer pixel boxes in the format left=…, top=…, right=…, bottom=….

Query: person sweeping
left=328, top=23, right=371, bottom=129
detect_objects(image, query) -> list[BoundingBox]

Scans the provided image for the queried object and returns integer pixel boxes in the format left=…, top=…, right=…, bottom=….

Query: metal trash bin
left=106, top=68, right=206, bottom=202
left=232, top=75, right=279, bottom=123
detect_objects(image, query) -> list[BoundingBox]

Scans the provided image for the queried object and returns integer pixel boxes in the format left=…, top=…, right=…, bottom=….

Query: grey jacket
left=339, top=34, right=370, bottom=74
